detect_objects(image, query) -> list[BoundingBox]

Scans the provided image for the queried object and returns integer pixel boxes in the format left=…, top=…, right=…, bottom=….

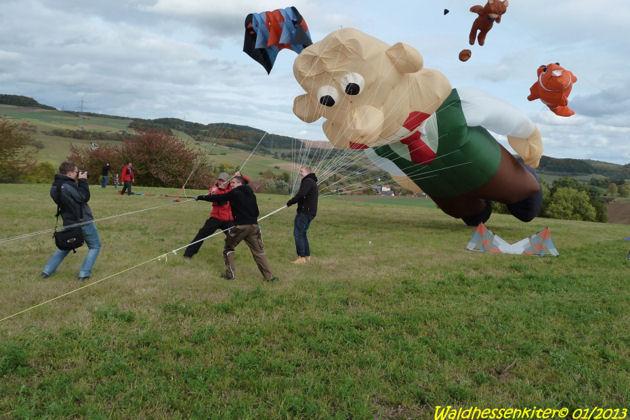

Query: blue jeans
left=101, top=175, right=108, bottom=188
left=43, top=222, right=102, bottom=278
left=293, top=213, right=314, bottom=257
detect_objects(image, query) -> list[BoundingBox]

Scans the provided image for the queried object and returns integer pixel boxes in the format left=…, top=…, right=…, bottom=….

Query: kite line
left=0, top=205, right=289, bottom=323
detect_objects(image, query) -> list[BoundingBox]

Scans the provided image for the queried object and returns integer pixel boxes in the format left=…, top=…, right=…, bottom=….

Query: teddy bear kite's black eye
left=340, top=72, right=365, bottom=96
left=317, top=85, right=339, bottom=107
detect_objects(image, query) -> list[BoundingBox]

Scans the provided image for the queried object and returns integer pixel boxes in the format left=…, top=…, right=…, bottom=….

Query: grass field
left=0, top=183, right=628, bottom=418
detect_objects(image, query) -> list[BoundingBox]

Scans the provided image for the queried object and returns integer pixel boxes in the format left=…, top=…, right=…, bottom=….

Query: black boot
left=462, top=200, right=493, bottom=226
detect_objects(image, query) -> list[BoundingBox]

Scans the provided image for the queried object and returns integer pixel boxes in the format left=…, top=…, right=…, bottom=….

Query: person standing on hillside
left=286, top=166, right=318, bottom=264
left=183, top=171, right=249, bottom=259
left=41, top=161, right=102, bottom=282
left=101, top=163, right=111, bottom=188
left=196, top=175, right=277, bottom=282
left=120, top=162, right=134, bottom=195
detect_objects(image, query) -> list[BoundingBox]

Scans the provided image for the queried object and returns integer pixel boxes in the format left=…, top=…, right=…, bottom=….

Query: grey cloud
left=532, top=112, right=630, bottom=164
left=571, top=86, right=630, bottom=120
left=1, top=0, right=628, bottom=162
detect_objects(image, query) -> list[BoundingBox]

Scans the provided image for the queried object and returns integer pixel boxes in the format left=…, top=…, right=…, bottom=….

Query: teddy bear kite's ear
left=386, top=42, right=423, bottom=74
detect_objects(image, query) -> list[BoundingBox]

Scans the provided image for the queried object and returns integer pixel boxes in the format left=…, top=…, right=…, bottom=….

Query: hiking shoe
left=265, top=276, right=279, bottom=282
left=78, top=277, right=89, bottom=282
left=221, top=273, right=234, bottom=280
left=40, top=272, right=50, bottom=279
left=291, top=257, right=307, bottom=264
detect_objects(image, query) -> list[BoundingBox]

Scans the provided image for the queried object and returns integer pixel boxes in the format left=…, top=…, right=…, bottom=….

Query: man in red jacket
left=183, top=171, right=249, bottom=259
left=120, top=162, right=135, bottom=196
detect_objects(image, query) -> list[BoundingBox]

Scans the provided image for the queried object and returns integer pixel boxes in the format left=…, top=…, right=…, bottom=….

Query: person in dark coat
left=196, top=176, right=277, bottom=282
left=286, top=166, right=318, bottom=264
left=101, top=163, right=111, bottom=188
left=41, top=161, right=102, bottom=282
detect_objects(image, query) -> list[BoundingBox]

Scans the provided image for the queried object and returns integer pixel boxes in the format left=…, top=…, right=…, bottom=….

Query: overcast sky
left=1, top=0, right=629, bottom=164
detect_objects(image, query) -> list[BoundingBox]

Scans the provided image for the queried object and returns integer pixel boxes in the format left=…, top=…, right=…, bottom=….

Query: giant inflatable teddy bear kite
left=293, top=28, right=544, bottom=225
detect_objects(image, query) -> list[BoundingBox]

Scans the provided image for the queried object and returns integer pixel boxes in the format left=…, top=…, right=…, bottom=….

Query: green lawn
left=0, top=184, right=628, bottom=418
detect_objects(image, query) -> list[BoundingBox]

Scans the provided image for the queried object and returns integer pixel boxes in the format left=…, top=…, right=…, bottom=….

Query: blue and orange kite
left=243, top=6, right=312, bottom=73
left=466, top=223, right=559, bottom=256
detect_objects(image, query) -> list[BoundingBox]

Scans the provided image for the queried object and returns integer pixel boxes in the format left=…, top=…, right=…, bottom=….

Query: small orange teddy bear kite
left=527, top=63, right=578, bottom=117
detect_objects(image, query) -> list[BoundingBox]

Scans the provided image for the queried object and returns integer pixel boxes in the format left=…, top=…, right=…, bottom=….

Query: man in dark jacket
left=286, top=166, right=318, bottom=264
left=183, top=172, right=249, bottom=259
left=101, top=163, right=111, bottom=188
left=196, top=176, right=277, bottom=282
left=41, top=161, right=102, bottom=282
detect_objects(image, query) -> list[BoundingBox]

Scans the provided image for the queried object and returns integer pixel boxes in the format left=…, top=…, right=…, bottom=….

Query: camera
left=79, top=170, right=89, bottom=179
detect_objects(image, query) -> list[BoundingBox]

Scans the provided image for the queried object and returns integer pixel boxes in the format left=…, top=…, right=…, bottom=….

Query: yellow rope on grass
left=0, top=254, right=169, bottom=324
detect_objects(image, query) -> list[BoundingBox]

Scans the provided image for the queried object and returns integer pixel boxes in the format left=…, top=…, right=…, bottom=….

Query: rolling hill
left=3, top=94, right=629, bottom=183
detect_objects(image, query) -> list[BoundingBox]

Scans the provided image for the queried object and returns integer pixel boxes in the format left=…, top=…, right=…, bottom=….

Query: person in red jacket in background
left=120, top=162, right=135, bottom=196
left=183, top=171, right=249, bottom=259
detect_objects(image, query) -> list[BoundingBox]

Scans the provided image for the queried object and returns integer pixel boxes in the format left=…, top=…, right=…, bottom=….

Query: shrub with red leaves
left=68, top=129, right=215, bottom=189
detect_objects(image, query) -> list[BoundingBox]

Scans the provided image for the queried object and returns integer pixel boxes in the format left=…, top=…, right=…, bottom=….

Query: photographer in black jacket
left=41, top=161, right=101, bottom=282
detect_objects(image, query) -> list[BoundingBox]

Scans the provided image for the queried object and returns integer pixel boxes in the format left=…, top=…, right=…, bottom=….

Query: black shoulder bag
left=53, top=183, right=84, bottom=252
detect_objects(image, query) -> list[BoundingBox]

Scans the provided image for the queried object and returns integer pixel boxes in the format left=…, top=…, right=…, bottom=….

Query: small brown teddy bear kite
left=469, top=0, right=508, bottom=46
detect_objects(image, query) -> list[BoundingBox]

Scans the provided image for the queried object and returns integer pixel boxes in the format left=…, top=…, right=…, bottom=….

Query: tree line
left=494, top=177, right=612, bottom=222
left=129, top=118, right=300, bottom=151
left=44, top=128, right=129, bottom=141
left=0, top=94, right=56, bottom=110
left=539, top=156, right=630, bottom=179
